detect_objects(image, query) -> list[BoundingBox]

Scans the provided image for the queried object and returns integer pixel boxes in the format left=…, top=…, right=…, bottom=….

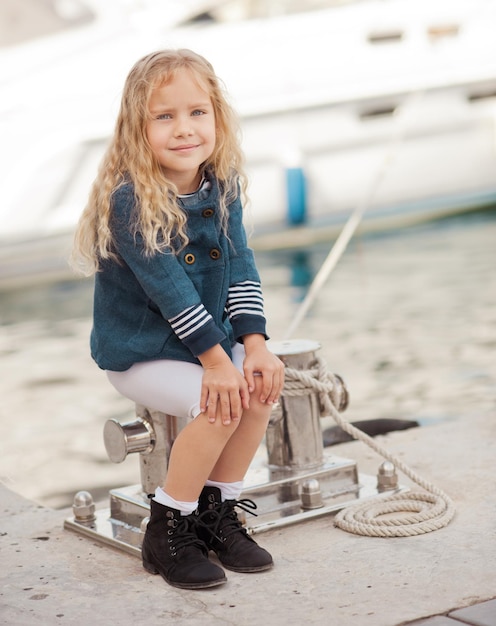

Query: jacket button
left=209, top=248, right=221, bottom=260
left=184, top=253, right=195, bottom=264
left=202, top=208, right=214, bottom=218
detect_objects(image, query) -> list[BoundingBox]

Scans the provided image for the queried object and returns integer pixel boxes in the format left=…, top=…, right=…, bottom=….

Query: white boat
left=1, top=0, right=496, bottom=285
left=169, top=0, right=496, bottom=246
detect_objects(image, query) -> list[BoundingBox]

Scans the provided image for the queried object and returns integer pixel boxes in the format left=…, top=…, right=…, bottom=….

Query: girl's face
left=146, top=68, right=216, bottom=194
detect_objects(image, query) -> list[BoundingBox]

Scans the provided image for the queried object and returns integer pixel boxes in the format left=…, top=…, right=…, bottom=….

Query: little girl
left=71, top=49, right=285, bottom=589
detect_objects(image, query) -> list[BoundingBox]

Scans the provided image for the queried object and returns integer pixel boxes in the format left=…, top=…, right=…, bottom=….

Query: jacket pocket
left=127, top=306, right=171, bottom=357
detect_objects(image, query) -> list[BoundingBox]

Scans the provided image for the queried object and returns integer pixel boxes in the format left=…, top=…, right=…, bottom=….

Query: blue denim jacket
left=90, top=176, right=267, bottom=371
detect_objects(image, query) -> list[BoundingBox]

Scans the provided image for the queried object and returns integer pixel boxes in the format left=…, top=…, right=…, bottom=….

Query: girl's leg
left=107, top=360, right=232, bottom=589
left=108, top=355, right=274, bottom=577
left=107, top=359, right=206, bottom=420
left=197, top=376, right=274, bottom=573
left=164, top=375, right=271, bottom=500
left=107, top=344, right=267, bottom=500
left=208, top=375, right=272, bottom=483
left=163, top=414, right=241, bottom=501
left=106, top=359, right=244, bottom=502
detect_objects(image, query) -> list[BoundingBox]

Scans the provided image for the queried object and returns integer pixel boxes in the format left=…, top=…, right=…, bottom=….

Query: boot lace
left=168, top=515, right=207, bottom=553
left=199, top=498, right=258, bottom=542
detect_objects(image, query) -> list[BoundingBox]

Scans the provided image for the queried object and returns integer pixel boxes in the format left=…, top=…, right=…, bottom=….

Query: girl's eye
left=192, top=110, right=205, bottom=116
left=156, top=113, right=172, bottom=120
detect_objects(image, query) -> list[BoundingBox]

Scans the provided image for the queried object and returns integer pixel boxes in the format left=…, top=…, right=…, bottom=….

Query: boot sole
left=221, top=561, right=274, bottom=573
left=143, top=560, right=227, bottom=589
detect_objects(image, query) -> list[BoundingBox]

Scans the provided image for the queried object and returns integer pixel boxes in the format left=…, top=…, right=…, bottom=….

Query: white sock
left=152, top=487, right=198, bottom=516
left=205, top=479, right=244, bottom=501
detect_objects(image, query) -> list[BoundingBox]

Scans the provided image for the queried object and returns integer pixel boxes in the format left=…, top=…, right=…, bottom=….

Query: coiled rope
left=283, top=359, right=456, bottom=537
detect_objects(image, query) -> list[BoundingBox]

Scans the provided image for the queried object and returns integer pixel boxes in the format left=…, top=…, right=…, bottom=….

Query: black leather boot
left=198, top=486, right=273, bottom=573
left=141, top=499, right=226, bottom=589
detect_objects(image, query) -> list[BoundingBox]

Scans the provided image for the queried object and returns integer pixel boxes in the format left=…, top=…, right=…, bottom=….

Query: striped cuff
left=226, top=280, right=265, bottom=320
left=168, top=304, right=226, bottom=357
left=169, top=304, right=213, bottom=340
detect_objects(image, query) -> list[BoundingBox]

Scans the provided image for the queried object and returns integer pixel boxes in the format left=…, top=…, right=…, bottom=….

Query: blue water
left=1, top=208, right=495, bottom=428
left=1, top=209, right=494, bottom=325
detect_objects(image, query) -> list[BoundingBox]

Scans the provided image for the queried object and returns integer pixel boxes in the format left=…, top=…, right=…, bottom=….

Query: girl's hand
left=198, top=345, right=250, bottom=425
left=242, top=334, right=285, bottom=405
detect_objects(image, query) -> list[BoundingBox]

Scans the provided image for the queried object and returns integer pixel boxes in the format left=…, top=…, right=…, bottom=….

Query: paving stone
left=449, top=599, right=496, bottom=626
left=406, top=617, right=463, bottom=626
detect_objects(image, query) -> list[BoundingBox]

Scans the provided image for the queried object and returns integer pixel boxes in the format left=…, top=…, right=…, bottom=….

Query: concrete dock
left=2, top=407, right=495, bottom=626
left=1, top=2, right=495, bottom=623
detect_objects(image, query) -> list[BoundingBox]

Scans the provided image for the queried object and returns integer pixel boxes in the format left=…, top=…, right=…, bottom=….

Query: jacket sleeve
left=110, top=185, right=226, bottom=356
left=225, top=196, right=268, bottom=342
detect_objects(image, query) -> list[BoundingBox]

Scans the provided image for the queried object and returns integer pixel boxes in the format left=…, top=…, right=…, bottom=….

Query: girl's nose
left=174, top=115, right=193, bottom=136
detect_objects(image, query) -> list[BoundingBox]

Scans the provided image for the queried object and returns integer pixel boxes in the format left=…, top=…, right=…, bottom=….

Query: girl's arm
left=225, top=196, right=284, bottom=403
left=225, top=197, right=268, bottom=342
left=242, top=334, right=285, bottom=406
left=198, top=344, right=250, bottom=425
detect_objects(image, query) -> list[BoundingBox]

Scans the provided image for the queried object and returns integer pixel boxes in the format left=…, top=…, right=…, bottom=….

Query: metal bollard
left=267, top=339, right=324, bottom=470
left=103, top=406, right=188, bottom=496
left=65, top=339, right=403, bottom=545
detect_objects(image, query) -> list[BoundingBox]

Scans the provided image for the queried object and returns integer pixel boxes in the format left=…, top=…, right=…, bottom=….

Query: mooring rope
left=283, top=359, right=456, bottom=537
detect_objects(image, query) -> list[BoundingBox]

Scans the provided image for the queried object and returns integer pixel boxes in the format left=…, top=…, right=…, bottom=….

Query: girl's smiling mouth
left=171, top=144, right=199, bottom=152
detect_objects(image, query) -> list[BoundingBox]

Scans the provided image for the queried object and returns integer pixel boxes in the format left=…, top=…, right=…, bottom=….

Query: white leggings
left=106, top=343, right=246, bottom=420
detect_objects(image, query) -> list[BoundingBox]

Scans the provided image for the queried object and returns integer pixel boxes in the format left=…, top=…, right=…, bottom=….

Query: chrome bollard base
left=64, top=453, right=406, bottom=555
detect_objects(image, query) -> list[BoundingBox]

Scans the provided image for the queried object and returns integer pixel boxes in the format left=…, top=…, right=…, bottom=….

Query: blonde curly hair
left=71, top=49, right=247, bottom=276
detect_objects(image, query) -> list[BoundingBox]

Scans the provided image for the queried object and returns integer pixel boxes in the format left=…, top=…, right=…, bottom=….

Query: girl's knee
left=196, top=412, right=241, bottom=438
left=248, top=378, right=274, bottom=414
left=245, top=398, right=273, bottom=423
